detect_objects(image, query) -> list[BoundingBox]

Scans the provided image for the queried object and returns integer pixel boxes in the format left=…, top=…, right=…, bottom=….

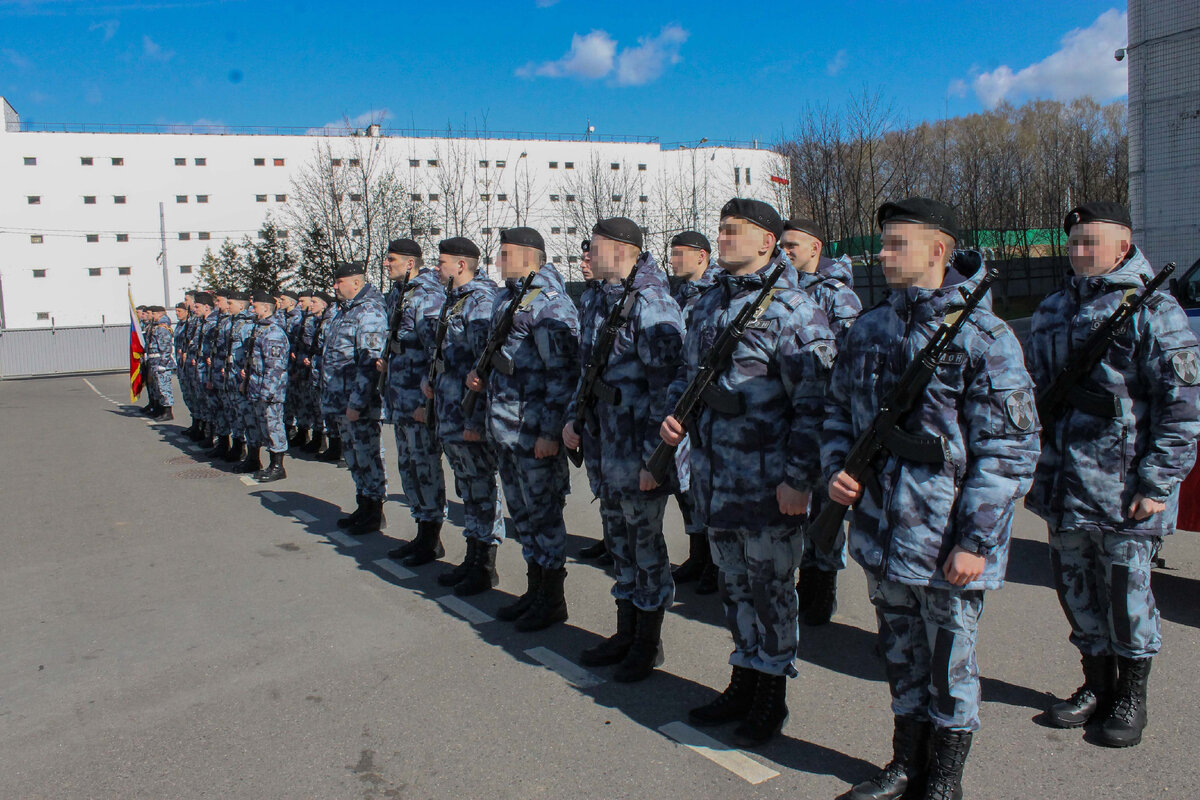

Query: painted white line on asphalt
left=436, top=595, right=494, bottom=625
left=657, top=722, right=779, bottom=785
left=374, top=558, right=415, bottom=581
left=323, top=529, right=362, bottom=549
left=292, top=510, right=318, bottom=523
left=524, top=646, right=604, bottom=689
left=239, top=475, right=257, bottom=486
left=82, top=378, right=105, bottom=398
left=261, top=491, right=284, bottom=503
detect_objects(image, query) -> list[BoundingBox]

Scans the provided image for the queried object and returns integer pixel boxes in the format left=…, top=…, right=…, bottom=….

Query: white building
left=0, top=97, right=787, bottom=329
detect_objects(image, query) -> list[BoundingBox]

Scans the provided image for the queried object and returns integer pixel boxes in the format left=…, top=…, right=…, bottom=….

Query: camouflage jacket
left=569, top=253, right=685, bottom=500
left=795, top=254, right=862, bottom=345
left=247, top=316, right=291, bottom=402
left=173, top=317, right=190, bottom=362
left=1026, top=246, right=1200, bottom=536
left=145, top=314, right=176, bottom=372
left=225, top=309, right=258, bottom=393
left=321, top=282, right=388, bottom=418
left=485, top=263, right=581, bottom=456
left=309, top=307, right=333, bottom=390
left=201, top=310, right=226, bottom=385
left=577, top=278, right=608, bottom=495
left=670, top=261, right=721, bottom=328
left=821, top=251, right=1040, bottom=590
left=435, top=274, right=500, bottom=441
left=383, top=268, right=446, bottom=423
left=668, top=253, right=836, bottom=531
left=188, top=312, right=212, bottom=381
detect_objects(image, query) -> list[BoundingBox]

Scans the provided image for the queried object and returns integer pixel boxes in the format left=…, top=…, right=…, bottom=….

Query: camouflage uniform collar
left=1067, top=245, right=1153, bottom=298
left=716, top=253, right=795, bottom=295
left=889, top=249, right=986, bottom=319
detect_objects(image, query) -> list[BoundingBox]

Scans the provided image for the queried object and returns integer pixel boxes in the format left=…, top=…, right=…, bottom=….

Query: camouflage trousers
left=602, top=495, right=674, bottom=611
left=1049, top=528, right=1162, bottom=659
left=798, top=493, right=847, bottom=572
left=709, top=525, right=804, bottom=676
left=672, top=490, right=708, bottom=538
left=153, top=369, right=174, bottom=407
left=210, top=380, right=232, bottom=436
left=496, top=448, right=569, bottom=570
left=392, top=421, right=447, bottom=523
left=293, top=374, right=319, bottom=428
left=230, top=385, right=251, bottom=441
left=177, top=366, right=194, bottom=411
left=336, top=416, right=387, bottom=500
left=256, top=401, right=287, bottom=453
left=443, top=439, right=504, bottom=546
left=867, top=575, right=986, bottom=731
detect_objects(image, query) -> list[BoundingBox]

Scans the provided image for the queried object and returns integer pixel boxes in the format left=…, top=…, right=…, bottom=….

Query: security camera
left=1114, top=48, right=1126, bottom=62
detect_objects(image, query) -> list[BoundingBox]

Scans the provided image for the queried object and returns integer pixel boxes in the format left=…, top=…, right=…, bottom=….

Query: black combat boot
left=401, top=520, right=445, bottom=567
left=496, top=561, right=543, bottom=621
left=208, top=434, right=230, bottom=458
left=318, top=436, right=343, bottom=462
left=338, top=495, right=366, bottom=530
left=613, top=607, right=666, bottom=683
left=289, top=426, right=310, bottom=448
left=797, top=565, right=819, bottom=612
left=579, top=539, right=607, bottom=559
left=387, top=532, right=421, bottom=560
left=923, top=728, right=971, bottom=800
left=454, top=543, right=499, bottom=597
left=672, top=534, right=710, bottom=583
left=580, top=599, right=637, bottom=667
left=303, top=432, right=325, bottom=454
left=688, top=666, right=760, bottom=726
left=255, top=451, right=287, bottom=483
left=515, top=566, right=568, bottom=632
left=226, top=437, right=246, bottom=463
left=196, top=421, right=213, bottom=448
left=235, top=446, right=262, bottom=474
left=803, top=568, right=838, bottom=626
left=154, top=406, right=174, bottom=421
left=183, top=420, right=200, bottom=439
left=1047, top=653, right=1118, bottom=728
left=695, top=562, right=719, bottom=595
left=733, top=673, right=788, bottom=747
left=844, top=716, right=931, bottom=800
left=438, top=539, right=479, bottom=587
left=347, top=497, right=386, bottom=535
left=1099, top=656, right=1151, bottom=748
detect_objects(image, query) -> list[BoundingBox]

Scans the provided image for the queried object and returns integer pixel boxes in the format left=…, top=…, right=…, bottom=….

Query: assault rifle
left=377, top=274, right=411, bottom=396
left=461, top=271, right=537, bottom=418
left=424, top=280, right=454, bottom=430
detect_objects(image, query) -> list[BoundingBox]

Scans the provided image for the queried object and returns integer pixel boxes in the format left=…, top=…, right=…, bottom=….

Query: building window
left=273, top=158, right=284, bottom=166
left=483, top=256, right=493, bottom=266
left=37, top=312, right=50, bottom=320
left=745, top=168, right=751, bottom=183
left=352, top=228, right=363, bottom=237
left=481, top=193, right=490, bottom=201
left=86, top=234, right=99, bottom=243
left=426, top=159, right=437, bottom=167
left=195, top=158, right=206, bottom=166
left=568, top=256, right=578, bottom=264
left=179, top=232, right=191, bottom=240
left=496, top=160, right=506, bottom=168
left=175, top=157, right=186, bottom=166
left=197, top=195, right=208, bottom=203
left=27, top=196, right=40, bottom=204
left=640, top=226, right=649, bottom=235
left=430, top=226, right=442, bottom=236
left=409, top=159, right=419, bottom=167
left=81, top=157, right=94, bottom=165
left=428, top=193, right=439, bottom=202
left=350, top=193, right=363, bottom=202
left=479, top=160, right=489, bottom=168
left=553, top=256, right=563, bottom=264
left=179, top=265, right=192, bottom=274
left=349, top=158, right=361, bottom=167
left=332, top=158, right=343, bottom=167
left=33, top=269, right=47, bottom=278
left=88, top=268, right=101, bottom=276
left=112, top=157, right=124, bottom=166
left=275, top=194, right=287, bottom=202
left=114, top=195, right=126, bottom=204
left=199, top=232, right=210, bottom=240
left=116, top=233, right=129, bottom=242
left=638, top=163, right=647, bottom=171
left=549, top=161, right=558, bottom=169
left=24, top=156, right=36, bottom=166
left=639, top=195, right=649, bottom=203
left=278, top=230, right=288, bottom=239
left=482, top=227, right=492, bottom=235
left=567, top=227, right=577, bottom=234
left=256, top=194, right=267, bottom=202
left=565, top=161, right=574, bottom=169
left=411, top=193, right=422, bottom=202
left=610, top=163, right=620, bottom=170
left=551, top=227, right=561, bottom=234
left=176, top=195, right=188, bottom=203
left=118, top=266, right=131, bottom=276
left=565, top=194, right=576, bottom=202
left=84, top=195, right=96, bottom=204
left=497, top=193, right=507, bottom=201
left=30, top=235, right=44, bottom=244
left=612, top=194, right=622, bottom=202
left=254, top=157, right=265, bottom=166
left=549, top=194, right=560, bottom=202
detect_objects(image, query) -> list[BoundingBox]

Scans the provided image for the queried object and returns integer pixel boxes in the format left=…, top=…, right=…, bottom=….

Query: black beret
left=439, top=236, right=481, bottom=259
left=184, top=290, right=196, bottom=297
left=877, top=197, right=959, bottom=241
left=387, top=238, right=423, bottom=257
left=251, top=290, right=276, bottom=304
left=500, top=226, right=545, bottom=253
left=1064, top=202, right=1131, bottom=234
left=136, top=305, right=147, bottom=311
left=175, top=302, right=187, bottom=310
left=278, top=289, right=300, bottom=301
left=783, top=217, right=826, bottom=243
left=334, top=261, right=366, bottom=279
left=149, top=305, right=165, bottom=313
left=193, top=291, right=213, bottom=305
left=670, top=231, right=711, bottom=253
left=227, top=290, right=251, bottom=302
left=298, top=290, right=314, bottom=299
left=720, top=198, right=783, bottom=238
left=593, top=217, right=644, bottom=250
left=314, top=291, right=334, bottom=304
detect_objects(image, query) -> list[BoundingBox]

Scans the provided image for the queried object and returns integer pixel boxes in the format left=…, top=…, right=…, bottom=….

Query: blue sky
left=1, top=0, right=1129, bottom=142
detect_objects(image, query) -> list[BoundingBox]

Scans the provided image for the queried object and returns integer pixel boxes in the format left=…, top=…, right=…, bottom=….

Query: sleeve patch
left=1004, top=390, right=1036, bottom=431
left=1171, top=350, right=1200, bottom=384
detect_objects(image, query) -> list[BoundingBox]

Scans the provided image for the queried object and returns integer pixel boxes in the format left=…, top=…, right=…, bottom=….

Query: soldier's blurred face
left=670, top=245, right=708, bottom=281
left=213, top=297, right=227, bottom=313
left=878, top=222, right=952, bottom=290
left=298, top=296, right=311, bottom=312
left=175, top=308, right=187, bottom=322
left=438, top=253, right=473, bottom=287
left=1068, top=222, right=1131, bottom=277
left=590, top=235, right=637, bottom=282
left=780, top=230, right=822, bottom=274
left=277, top=296, right=296, bottom=311
left=718, top=217, right=774, bottom=274
left=309, top=299, right=327, bottom=315
left=194, top=303, right=210, bottom=316
left=227, top=299, right=247, bottom=315
left=253, top=301, right=275, bottom=320
left=498, top=244, right=539, bottom=280
left=334, top=275, right=364, bottom=302
left=385, top=253, right=416, bottom=281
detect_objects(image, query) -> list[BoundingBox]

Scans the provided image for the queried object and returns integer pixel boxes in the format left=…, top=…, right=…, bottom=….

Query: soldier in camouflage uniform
left=661, top=199, right=834, bottom=747
left=564, top=218, right=685, bottom=682
left=666, top=231, right=721, bottom=594
left=274, top=290, right=302, bottom=443
left=286, top=292, right=314, bottom=448
left=186, top=292, right=215, bottom=447
left=466, top=227, right=580, bottom=632
left=225, top=292, right=262, bottom=474
left=204, top=290, right=236, bottom=460
left=575, top=238, right=615, bottom=566
left=374, top=239, right=448, bottom=562
left=427, top=237, right=506, bottom=596
left=246, top=291, right=292, bottom=483
left=299, top=292, right=332, bottom=455
left=1026, top=202, right=1200, bottom=749
left=173, top=301, right=193, bottom=427
left=322, top=262, right=389, bottom=532
left=144, top=307, right=176, bottom=421
left=780, top=216, right=865, bottom=627
left=823, top=198, right=1040, bottom=800
left=137, top=306, right=160, bottom=417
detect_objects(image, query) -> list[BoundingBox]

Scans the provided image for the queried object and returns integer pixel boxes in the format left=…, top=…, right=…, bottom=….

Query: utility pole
left=158, top=202, right=171, bottom=306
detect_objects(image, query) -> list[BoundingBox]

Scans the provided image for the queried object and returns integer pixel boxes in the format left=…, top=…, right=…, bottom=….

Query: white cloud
left=534, top=0, right=559, bottom=6
left=825, top=49, right=847, bottom=77
left=89, top=19, right=119, bottom=41
left=306, top=108, right=393, bottom=135
left=141, top=34, right=174, bottom=61
left=2, top=47, right=31, bottom=69
left=964, top=9, right=1127, bottom=108
left=615, top=24, right=688, bottom=86
left=516, top=29, right=616, bottom=80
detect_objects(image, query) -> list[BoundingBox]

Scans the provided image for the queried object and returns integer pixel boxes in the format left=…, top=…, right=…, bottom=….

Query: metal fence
left=0, top=324, right=128, bottom=379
